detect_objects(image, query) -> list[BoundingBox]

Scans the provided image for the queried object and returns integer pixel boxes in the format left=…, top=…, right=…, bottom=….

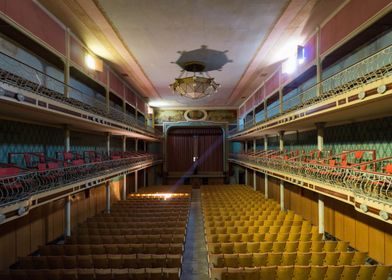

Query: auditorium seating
left=1, top=191, right=190, bottom=279
left=202, top=185, right=391, bottom=280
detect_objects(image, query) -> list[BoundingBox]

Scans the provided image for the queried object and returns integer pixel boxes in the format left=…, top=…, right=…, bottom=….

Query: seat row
left=67, top=234, right=185, bottom=245
left=1, top=267, right=180, bottom=280
left=205, top=224, right=317, bottom=235
left=74, top=227, right=185, bottom=236
left=86, top=217, right=187, bottom=223
left=209, top=265, right=391, bottom=280
left=79, top=221, right=187, bottom=229
left=204, top=219, right=306, bottom=228
left=203, top=214, right=300, bottom=222
left=206, top=232, right=323, bottom=243
left=109, top=207, right=189, bottom=212
left=207, top=240, right=349, bottom=254
left=208, top=251, right=367, bottom=268
left=17, top=254, right=182, bottom=269
left=95, top=212, right=188, bottom=218
left=39, top=243, right=183, bottom=256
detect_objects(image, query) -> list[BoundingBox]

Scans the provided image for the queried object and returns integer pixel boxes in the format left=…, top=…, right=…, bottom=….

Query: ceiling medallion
left=170, top=61, right=220, bottom=100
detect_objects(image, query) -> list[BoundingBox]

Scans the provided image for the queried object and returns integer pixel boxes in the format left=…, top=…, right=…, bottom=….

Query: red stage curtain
left=166, top=127, right=223, bottom=173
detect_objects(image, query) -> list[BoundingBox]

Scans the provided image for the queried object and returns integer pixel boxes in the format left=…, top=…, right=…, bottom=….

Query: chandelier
left=170, top=62, right=220, bottom=99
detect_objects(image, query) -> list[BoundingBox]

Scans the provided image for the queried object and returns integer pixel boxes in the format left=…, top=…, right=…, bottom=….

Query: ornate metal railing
left=0, top=155, right=161, bottom=206
left=0, top=52, right=161, bottom=137
left=230, top=153, right=392, bottom=203
left=231, top=44, right=392, bottom=136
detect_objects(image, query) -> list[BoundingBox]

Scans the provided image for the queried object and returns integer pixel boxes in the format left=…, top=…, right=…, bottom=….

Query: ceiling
left=38, top=0, right=345, bottom=109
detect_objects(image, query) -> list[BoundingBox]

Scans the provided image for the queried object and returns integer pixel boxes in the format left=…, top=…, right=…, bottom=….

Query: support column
left=234, top=166, right=240, bottom=184
left=280, top=180, right=285, bottom=211
left=279, top=88, right=283, bottom=114
left=244, top=140, right=248, bottom=186
left=316, top=122, right=326, bottom=151
left=105, top=71, right=110, bottom=112
left=264, top=99, right=268, bottom=120
left=253, top=170, right=257, bottom=191
left=253, top=139, right=257, bottom=191
left=264, top=135, right=268, bottom=198
left=144, top=140, right=147, bottom=152
left=316, top=26, right=322, bottom=97
left=106, top=133, right=111, bottom=156
left=122, top=136, right=127, bottom=152
left=64, top=196, right=71, bottom=237
left=143, top=169, right=147, bottom=187
left=64, top=127, right=70, bottom=152
left=105, top=181, right=111, bottom=214
left=135, top=171, right=138, bottom=193
left=279, top=131, right=285, bottom=152
left=135, top=139, right=138, bottom=152
left=64, top=28, right=70, bottom=98
left=122, top=174, right=127, bottom=200
left=318, top=194, right=325, bottom=238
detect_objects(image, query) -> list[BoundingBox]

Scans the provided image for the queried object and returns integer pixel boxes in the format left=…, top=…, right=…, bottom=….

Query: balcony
left=0, top=52, right=161, bottom=139
left=229, top=150, right=392, bottom=223
left=230, top=44, right=392, bottom=139
left=0, top=152, right=162, bottom=223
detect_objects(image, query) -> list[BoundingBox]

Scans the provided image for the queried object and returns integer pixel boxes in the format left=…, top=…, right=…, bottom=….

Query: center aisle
left=181, top=188, right=209, bottom=280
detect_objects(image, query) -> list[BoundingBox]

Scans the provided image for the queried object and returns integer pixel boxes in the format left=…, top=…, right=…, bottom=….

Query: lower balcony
left=229, top=153, right=392, bottom=224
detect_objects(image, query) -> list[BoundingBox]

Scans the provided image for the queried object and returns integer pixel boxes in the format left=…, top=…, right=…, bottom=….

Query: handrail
left=230, top=153, right=392, bottom=203
left=0, top=155, right=162, bottom=207
left=0, top=51, right=162, bottom=137
left=231, top=43, right=392, bottom=136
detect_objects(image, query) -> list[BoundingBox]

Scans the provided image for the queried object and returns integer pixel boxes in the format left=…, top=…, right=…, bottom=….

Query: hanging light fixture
left=170, top=61, right=220, bottom=99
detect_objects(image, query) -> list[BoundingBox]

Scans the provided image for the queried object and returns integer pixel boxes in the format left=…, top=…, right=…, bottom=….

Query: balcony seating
left=202, top=185, right=391, bottom=280
left=0, top=151, right=160, bottom=206
left=230, top=150, right=392, bottom=200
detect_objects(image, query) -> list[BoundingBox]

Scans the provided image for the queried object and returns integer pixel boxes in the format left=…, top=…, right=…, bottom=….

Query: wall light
left=84, top=53, right=103, bottom=72
left=282, top=56, right=297, bottom=74
left=297, top=45, right=305, bottom=65
left=282, top=45, right=306, bottom=74
left=148, top=100, right=171, bottom=107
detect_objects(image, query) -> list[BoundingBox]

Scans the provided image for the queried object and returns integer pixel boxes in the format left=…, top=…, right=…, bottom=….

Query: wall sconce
left=85, top=53, right=103, bottom=72
left=282, top=45, right=306, bottom=74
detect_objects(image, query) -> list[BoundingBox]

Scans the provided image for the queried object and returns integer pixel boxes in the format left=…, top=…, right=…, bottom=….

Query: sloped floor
left=181, top=188, right=209, bottom=280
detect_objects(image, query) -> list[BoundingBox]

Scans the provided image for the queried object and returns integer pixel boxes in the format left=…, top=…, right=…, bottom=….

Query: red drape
left=167, top=127, right=223, bottom=173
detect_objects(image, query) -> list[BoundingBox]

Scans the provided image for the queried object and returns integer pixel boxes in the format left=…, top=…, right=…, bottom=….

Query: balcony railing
left=0, top=155, right=161, bottom=207
left=230, top=153, right=392, bottom=204
left=0, top=52, right=161, bottom=137
left=232, top=44, right=392, bottom=136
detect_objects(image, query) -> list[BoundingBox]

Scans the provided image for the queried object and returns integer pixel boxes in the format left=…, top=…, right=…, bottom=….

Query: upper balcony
left=229, top=43, right=392, bottom=140
left=0, top=52, right=162, bottom=141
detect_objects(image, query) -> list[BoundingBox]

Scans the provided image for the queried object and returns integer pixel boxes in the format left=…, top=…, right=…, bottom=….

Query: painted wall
left=154, top=109, right=237, bottom=125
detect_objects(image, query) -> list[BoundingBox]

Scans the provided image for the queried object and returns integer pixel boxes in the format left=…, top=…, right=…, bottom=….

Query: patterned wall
left=70, top=131, right=106, bottom=156
left=0, top=119, right=119, bottom=167
left=232, top=117, right=392, bottom=160
left=324, top=117, right=392, bottom=159
left=154, top=109, right=237, bottom=124
left=284, top=130, right=318, bottom=152
left=267, top=135, right=279, bottom=150
left=0, top=120, right=64, bottom=166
